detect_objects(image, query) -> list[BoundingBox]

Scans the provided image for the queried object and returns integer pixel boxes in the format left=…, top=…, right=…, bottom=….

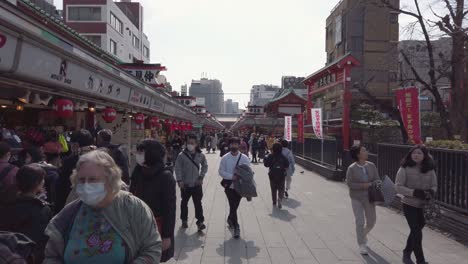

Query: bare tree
left=370, top=0, right=467, bottom=140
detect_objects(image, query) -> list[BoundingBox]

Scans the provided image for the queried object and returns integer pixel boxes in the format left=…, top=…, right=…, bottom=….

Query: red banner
left=396, top=87, right=422, bottom=144
left=297, top=114, right=304, bottom=143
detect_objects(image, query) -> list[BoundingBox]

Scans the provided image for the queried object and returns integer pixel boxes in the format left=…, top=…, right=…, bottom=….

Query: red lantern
left=179, top=121, right=186, bottom=131
left=172, top=120, right=179, bottom=131
left=188, top=122, right=193, bottom=130
left=134, top=113, right=145, bottom=125
left=150, top=117, right=159, bottom=128
left=53, top=99, right=74, bottom=118
left=102, top=107, right=117, bottom=123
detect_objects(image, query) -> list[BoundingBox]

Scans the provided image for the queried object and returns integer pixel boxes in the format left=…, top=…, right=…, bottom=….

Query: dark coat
left=100, top=143, right=130, bottom=184
left=0, top=195, right=52, bottom=263
left=55, top=154, right=79, bottom=213
left=130, top=164, right=176, bottom=262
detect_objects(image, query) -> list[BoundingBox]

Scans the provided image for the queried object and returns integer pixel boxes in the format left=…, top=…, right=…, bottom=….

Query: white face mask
left=187, top=144, right=195, bottom=152
left=135, top=153, right=145, bottom=166
left=76, top=183, right=107, bottom=207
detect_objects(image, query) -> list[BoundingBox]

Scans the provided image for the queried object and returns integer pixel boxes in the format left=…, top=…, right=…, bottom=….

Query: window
left=109, top=39, right=117, bottom=55
left=132, top=34, right=140, bottom=49
left=84, top=35, right=101, bottom=47
left=68, top=7, right=101, bottom=21
left=110, top=12, right=123, bottom=34
left=143, top=45, right=149, bottom=58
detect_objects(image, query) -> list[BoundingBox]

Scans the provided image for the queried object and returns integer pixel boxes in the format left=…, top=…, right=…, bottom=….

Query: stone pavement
left=167, top=153, right=468, bottom=264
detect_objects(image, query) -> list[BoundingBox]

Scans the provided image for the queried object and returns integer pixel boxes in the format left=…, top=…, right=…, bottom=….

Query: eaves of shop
left=0, top=1, right=200, bottom=123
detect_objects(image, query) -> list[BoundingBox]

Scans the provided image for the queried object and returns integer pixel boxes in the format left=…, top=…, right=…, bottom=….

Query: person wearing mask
left=0, top=163, right=52, bottom=263
left=55, top=129, right=96, bottom=213
left=130, top=140, right=176, bottom=263
left=170, top=134, right=183, bottom=164
left=175, top=134, right=208, bottom=232
left=218, top=137, right=250, bottom=239
left=346, top=145, right=381, bottom=255
left=0, top=142, right=19, bottom=202
left=281, top=140, right=296, bottom=199
left=205, top=134, right=213, bottom=154
left=396, top=145, right=437, bottom=264
left=43, top=150, right=162, bottom=263
left=239, top=138, right=249, bottom=157
left=264, top=143, right=289, bottom=209
left=250, top=135, right=259, bottom=163
left=96, top=129, right=130, bottom=184
left=218, top=133, right=230, bottom=157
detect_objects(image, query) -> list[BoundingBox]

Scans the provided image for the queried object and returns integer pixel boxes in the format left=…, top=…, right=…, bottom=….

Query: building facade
left=224, top=99, right=239, bottom=114
left=282, top=76, right=308, bottom=99
left=249, top=84, right=280, bottom=107
left=189, top=78, right=224, bottom=114
left=63, top=0, right=150, bottom=63
left=326, top=0, right=399, bottom=100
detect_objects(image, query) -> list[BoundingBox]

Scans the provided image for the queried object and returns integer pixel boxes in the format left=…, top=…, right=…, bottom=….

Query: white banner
left=311, top=108, right=323, bottom=139
left=284, top=116, right=292, bottom=141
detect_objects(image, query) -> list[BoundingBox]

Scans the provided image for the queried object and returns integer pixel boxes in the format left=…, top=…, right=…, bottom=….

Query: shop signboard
left=129, top=89, right=152, bottom=108
left=121, top=63, right=166, bottom=88
left=395, top=87, right=422, bottom=144
left=151, top=97, right=165, bottom=112
left=15, top=42, right=131, bottom=103
left=0, top=29, right=18, bottom=72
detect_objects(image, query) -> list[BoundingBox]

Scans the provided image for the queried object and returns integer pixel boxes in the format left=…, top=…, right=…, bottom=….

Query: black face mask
left=230, top=147, right=238, bottom=153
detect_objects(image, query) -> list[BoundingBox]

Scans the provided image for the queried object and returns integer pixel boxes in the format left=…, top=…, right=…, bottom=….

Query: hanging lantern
left=179, top=121, right=186, bottom=131
left=53, top=99, right=74, bottom=118
left=150, top=117, right=159, bottom=128
left=172, top=120, right=179, bottom=131
left=134, top=113, right=145, bottom=125
left=102, top=107, right=117, bottom=123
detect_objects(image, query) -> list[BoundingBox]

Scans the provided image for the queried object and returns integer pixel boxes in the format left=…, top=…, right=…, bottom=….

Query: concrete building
left=249, top=85, right=281, bottom=107
left=189, top=78, right=224, bottom=114
left=399, top=38, right=451, bottom=111
left=224, top=99, right=239, bottom=114
left=326, top=0, right=399, bottom=100
left=63, top=0, right=150, bottom=63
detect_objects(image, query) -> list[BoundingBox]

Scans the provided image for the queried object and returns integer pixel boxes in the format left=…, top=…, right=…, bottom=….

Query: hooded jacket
left=174, top=149, right=208, bottom=187
left=43, top=191, right=161, bottom=264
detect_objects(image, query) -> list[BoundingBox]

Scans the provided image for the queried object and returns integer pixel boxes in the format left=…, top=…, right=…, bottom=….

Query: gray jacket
left=282, top=148, right=295, bottom=177
left=175, top=150, right=208, bottom=187
left=395, top=167, right=437, bottom=208
left=346, top=161, right=380, bottom=201
left=43, top=191, right=161, bottom=264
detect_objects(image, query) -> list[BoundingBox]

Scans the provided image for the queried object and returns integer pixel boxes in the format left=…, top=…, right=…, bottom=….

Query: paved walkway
left=168, top=153, right=468, bottom=264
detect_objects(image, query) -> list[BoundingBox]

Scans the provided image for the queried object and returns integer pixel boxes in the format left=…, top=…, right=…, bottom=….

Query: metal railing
left=291, top=138, right=341, bottom=168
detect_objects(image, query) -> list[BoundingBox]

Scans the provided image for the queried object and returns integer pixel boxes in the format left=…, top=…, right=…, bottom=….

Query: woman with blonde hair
left=43, top=150, right=161, bottom=264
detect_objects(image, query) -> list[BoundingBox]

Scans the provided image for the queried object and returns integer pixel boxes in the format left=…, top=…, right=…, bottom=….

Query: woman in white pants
left=280, top=140, right=295, bottom=198
left=346, top=145, right=381, bottom=255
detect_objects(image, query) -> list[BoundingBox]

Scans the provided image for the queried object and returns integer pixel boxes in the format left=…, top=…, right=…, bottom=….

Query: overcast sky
left=55, top=0, right=436, bottom=108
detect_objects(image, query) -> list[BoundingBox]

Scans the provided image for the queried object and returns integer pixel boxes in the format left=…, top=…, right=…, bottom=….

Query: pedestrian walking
left=130, top=140, right=176, bottom=263
left=250, top=135, right=259, bottom=163
left=44, top=150, right=162, bottom=263
left=205, top=134, right=213, bottom=154
left=264, top=143, right=289, bottom=209
left=346, top=144, right=381, bottom=255
left=0, top=163, right=52, bottom=263
left=175, top=134, right=208, bottom=232
left=257, top=136, right=268, bottom=162
left=396, top=145, right=437, bottom=264
left=200, top=133, right=206, bottom=150
left=218, top=137, right=250, bottom=239
left=218, top=133, right=230, bottom=157
left=97, top=129, right=130, bottom=184
left=170, top=134, right=183, bottom=164
left=281, top=140, right=295, bottom=199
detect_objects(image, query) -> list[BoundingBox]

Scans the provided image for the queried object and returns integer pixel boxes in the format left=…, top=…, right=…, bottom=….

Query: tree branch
left=443, top=0, right=456, bottom=21
left=400, top=50, right=431, bottom=90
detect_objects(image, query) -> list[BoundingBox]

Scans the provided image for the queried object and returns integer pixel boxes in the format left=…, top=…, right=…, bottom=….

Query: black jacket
left=0, top=195, right=52, bottom=262
left=264, top=153, right=289, bottom=177
left=55, top=154, right=79, bottom=213
left=100, top=143, right=130, bottom=184
left=130, top=164, right=176, bottom=239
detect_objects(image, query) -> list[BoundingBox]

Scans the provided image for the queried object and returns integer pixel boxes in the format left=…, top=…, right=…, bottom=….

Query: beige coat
left=395, top=166, right=437, bottom=208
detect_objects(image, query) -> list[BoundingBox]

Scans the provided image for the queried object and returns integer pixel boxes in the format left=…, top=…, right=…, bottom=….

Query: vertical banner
left=395, top=87, right=422, bottom=144
left=297, top=114, right=304, bottom=143
left=284, top=116, right=292, bottom=142
left=311, top=108, right=323, bottom=139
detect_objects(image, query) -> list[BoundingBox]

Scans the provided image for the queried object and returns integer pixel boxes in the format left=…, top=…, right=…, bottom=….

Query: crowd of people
left=0, top=126, right=439, bottom=264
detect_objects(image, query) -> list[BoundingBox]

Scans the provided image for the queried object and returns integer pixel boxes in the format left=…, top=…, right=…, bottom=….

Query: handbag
left=368, top=182, right=384, bottom=204
left=220, top=154, right=241, bottom=188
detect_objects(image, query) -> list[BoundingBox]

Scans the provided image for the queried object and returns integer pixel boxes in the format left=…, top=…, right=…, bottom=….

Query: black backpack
left=267, top=155, right=287, bottom=178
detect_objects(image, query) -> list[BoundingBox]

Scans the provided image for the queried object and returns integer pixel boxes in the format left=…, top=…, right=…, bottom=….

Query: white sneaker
left=359, top=244, right=368, bottom=255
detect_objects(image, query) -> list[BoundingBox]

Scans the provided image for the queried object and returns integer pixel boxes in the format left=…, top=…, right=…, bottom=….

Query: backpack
left=267, top=155, right=287, bottom=178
